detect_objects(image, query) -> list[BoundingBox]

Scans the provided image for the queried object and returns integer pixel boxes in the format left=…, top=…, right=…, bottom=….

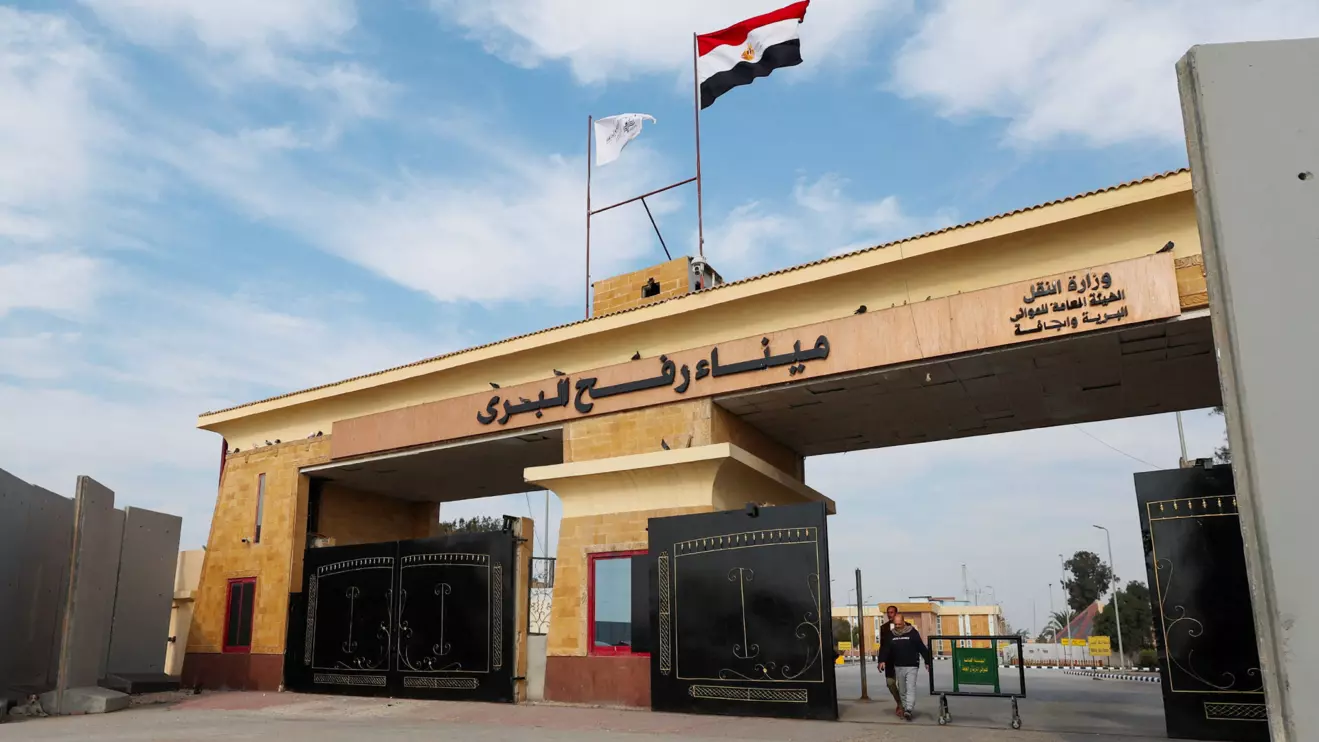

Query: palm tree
left=1046, top=609, right=1076, bottom=637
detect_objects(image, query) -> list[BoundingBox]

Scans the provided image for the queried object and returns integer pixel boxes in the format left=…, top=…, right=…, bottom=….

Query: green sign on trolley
left=953, top=646, right=1000, bottom=693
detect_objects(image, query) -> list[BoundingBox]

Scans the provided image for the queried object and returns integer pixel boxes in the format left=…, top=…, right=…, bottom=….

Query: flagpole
left=691, top=33, right=705, bottom=260
left=585, top=114, right=593, bottom=319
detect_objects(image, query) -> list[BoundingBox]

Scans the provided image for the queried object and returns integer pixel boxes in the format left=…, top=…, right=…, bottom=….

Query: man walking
left=878, top=612, right=932, bottom=721
left=877, top=605, right=902, bottom=717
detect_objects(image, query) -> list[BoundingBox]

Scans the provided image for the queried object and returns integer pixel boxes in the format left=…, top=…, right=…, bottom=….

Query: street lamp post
left=1059, top=554, right=1073, bottom=666
left=1047, top=582, right=1056, bottom=663
left=1094, top=524, right=1126, bottom=667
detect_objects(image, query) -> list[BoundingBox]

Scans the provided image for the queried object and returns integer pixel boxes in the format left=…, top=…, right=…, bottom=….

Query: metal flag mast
left=581, top=33, right=711, bottom=319
left=692, top=32, right=705, bottom=260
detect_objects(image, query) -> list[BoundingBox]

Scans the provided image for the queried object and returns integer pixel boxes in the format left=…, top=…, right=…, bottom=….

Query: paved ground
left=837, top=662, right=1165, bottom=738
left=0, top=678, right=1175, bottom=742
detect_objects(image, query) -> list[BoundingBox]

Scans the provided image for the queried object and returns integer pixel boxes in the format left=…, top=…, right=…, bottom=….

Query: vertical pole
left=544, top=490, right=550, bottom=560
left=856, top=569, right=869, bottom=700
left=1060, top=555, right=1072, bottom=666
left=1175, top=411, right=1189, bottom=467
left=1104, top=527, right=1126, bottom=667
left=585, top=115, right=593, bottom=320
left=1047, top=582, right=1055, bottom=664
left=691, top=33, right=705, bottom=258
left=962, top=564, right=968, bottom=602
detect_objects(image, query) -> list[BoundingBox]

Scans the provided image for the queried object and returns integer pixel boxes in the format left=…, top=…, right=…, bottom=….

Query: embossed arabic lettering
left=1010, top=271, right=1132, bottom=336
left=475, top=335, right=832, bottom=425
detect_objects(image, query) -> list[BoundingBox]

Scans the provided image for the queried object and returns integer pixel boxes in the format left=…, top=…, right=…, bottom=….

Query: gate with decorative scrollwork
left=1135, top=464, right=1270, bottom=741
left=284, top=529, right=517, bottom=703
left=646, top=502, right=837, bottom=720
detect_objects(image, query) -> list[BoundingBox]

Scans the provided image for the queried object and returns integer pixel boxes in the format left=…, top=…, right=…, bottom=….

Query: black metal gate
left=647, top=502, right=837, bottom=720
left=1135, top=464, right=1270, bottom=741
left=285, top=529, right=517, bottom=702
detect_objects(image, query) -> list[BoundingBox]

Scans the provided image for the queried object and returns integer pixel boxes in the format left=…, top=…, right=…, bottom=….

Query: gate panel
left=648, top=503, right=836, bottom=720
left=1135, top=465, right=1270, bottom=741
left=285, top=530, right=517, bottom=703
left=395, top=533, right=516, bottom=702
left=289, top=541, right=396, bottom=694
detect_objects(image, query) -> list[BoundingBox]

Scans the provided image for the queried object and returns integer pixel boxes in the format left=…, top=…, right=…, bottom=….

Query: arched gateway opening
left=183, top=169, right=1251, bottom=734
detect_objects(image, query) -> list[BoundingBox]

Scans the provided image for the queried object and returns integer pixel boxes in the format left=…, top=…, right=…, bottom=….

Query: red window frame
left=222, top=577, right=257, bottom=653
left=587, top=549, right=648, bottom=657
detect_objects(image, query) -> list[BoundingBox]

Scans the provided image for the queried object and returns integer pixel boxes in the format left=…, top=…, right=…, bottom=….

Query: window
left=588, top=550, right=648, bottom=656
left=254, top=473, right=266, bottom=544
left=224, top=578, right=257, bottom=652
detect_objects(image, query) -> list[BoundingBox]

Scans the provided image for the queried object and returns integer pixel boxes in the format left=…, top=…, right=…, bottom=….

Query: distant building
left=831, top=597, right=1006, bottom=657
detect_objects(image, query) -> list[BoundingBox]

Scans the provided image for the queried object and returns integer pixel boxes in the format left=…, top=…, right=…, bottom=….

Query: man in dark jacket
left=878, top=612, right=932, bottom=721
left=877, top=605, right=902, bottom=716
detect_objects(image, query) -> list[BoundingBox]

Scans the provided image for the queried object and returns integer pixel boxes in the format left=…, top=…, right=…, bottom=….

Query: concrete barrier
left=106, top=508, right=182, bottom=676
left=47, top=477, right=128, bottom=714
left=0, top=468, right=74, bottom=695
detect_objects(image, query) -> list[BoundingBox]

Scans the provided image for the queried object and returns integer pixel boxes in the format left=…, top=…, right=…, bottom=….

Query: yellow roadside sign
left=1063, top=637, right=1087, bottom=647
left=1088, top=635, right=1112, bottom=656
left=837, top=641, right=853, bottom=651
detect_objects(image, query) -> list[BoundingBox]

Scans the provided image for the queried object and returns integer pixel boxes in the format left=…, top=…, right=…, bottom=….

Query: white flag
left=594, top=113, right=656, bottom=166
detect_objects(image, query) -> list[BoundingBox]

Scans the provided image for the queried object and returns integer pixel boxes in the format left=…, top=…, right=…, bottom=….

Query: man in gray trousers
left=877, top=612, right=933, bottom=721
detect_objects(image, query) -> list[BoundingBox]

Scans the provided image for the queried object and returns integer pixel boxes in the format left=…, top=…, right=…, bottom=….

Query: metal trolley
left=927, top=635, right=1027, bottom=730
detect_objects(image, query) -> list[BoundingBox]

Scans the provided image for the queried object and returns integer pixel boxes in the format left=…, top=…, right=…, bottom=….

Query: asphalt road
left=0, top=686, right=1176, bottom=742
left=836, top=661, right=1165, bottom=738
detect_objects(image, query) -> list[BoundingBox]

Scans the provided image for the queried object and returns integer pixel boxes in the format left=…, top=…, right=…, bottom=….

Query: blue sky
left=4, top=1, right=1317, bottom=635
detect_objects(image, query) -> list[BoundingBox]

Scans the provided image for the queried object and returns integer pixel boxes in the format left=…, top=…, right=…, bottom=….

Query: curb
left=1064, top=670, right=1161, bottom=682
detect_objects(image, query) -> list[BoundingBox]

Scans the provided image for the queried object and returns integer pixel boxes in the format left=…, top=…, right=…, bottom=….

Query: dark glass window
left=588, top=551, right=648, bottom=656
left=224, top=578, right=256, bottom=652
left=254, top=473, right=266, bottom=543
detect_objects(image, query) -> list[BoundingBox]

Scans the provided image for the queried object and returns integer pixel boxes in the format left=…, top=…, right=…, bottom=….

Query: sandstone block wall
left=591, top=257, right=691, bottom=317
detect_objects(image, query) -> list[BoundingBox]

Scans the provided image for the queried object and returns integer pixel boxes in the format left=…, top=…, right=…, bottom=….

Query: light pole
left=1094, top=524, right=1126, bottom=667
left=1059, top=554, right=1073, bottom=666
left=1175, top=411, right=1189, bottom=468
left=1047, top=582, right=1055, bottom=661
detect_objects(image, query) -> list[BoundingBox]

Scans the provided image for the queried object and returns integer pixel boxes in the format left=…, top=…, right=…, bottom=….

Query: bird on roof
left=489, top=382, right=500, bottom=389
left=1157, top=240, right=1175, bottom=253
left=855, top=305, right=867, bottom=314
left=553, top=369, right=566, bottom=376
left=661, top=439, right=670, bottom=450
left=631, top=351, right=641, bottom=361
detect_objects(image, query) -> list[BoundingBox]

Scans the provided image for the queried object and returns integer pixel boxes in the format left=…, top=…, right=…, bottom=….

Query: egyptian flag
left=697, top=1, right=809, bottom=109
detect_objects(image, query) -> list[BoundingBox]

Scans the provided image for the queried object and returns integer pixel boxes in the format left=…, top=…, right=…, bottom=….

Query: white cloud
left=151, top=122, right=679, bottom=306
left=0, top=276, right=453, bottom=548
left=0, top=7, right=114, bottom=244
left=890, top=0, right=1319, bottom=147
left=80, top=0, right=392, bottom=117
left=79, top=0, right=356, bottom=53
left=430, top=0, right=908, bottom=85
left=0, top=253, right=104, bottom=318
left=706, top=173, right=955, bottom=278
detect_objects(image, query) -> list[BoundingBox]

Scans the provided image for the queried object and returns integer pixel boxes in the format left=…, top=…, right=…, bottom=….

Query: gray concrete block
left=39, top=686, right=128, bottom=715
left=1179, top=37, right=1319, bottom=741
left=106, top=507, right=182, bottom=676
left=97, top=507, right=125, bottom=681
left=0, top=468, right=74, bottom=692
left=54, top=477, right=119, bottom=696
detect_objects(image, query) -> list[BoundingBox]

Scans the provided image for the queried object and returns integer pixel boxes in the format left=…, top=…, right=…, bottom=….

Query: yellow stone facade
left=591, top=256, right=691, bottom=317
left=188, top=438, right=330, bottom=655
left=564, top=398, right=800, bottom=477
left=547, top=505, right=711, bottom=657
left=316, top=482, right=437, bottom=546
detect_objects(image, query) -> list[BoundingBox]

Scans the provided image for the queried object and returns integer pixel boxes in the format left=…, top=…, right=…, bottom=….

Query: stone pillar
left=526, top=440, right=832, bottom=708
